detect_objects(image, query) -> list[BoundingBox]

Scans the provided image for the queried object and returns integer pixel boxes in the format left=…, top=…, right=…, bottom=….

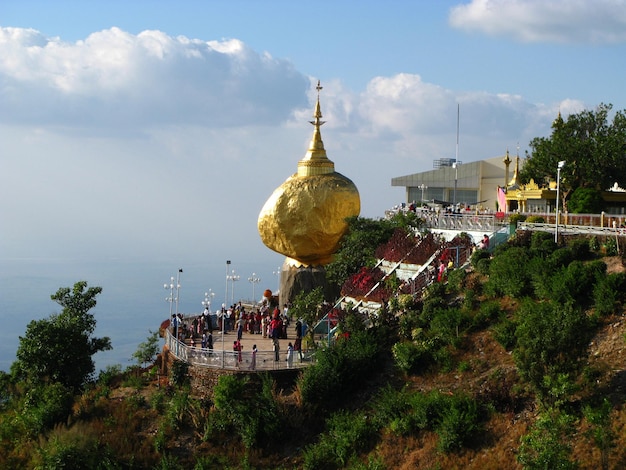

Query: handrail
left=163, top=328, right=314, bottom=371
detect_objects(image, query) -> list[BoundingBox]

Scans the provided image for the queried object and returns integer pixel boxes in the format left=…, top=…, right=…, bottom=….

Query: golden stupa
left=257, top=81, right=361, bottom=266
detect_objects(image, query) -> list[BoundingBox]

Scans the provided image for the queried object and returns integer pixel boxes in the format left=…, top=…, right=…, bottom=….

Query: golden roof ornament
left=507, top=152, right=521, bottom=190
left=257, top=80, right=361, bottom=266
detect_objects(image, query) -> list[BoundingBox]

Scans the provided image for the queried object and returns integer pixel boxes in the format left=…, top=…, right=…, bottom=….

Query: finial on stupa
left=298, top=80, right=334, bottom=177
left=507, top=153, right=521, bottom=189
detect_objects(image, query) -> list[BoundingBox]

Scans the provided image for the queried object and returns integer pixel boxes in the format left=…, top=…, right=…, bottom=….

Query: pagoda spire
left=507, top=148, right=521, bottom=189
left=298, top=80, right=335, bottom=177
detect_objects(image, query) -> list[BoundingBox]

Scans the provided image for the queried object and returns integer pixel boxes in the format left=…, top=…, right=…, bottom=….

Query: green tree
left=518, top=408, right=578, bottom=470
left=513, top=299, right=593, bottom=405
left=132, top=330, right=161, bottom=367
left=520, top=103, right=626, bottom=211
left=567, top=187, right=604, bottom=213
left=12, top=281, right=112, bottom=391
left=289, top=287, right=325, bottom=348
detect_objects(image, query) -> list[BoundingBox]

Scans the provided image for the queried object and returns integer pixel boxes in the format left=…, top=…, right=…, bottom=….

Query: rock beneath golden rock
left=258, top=172, right=360, bottom=266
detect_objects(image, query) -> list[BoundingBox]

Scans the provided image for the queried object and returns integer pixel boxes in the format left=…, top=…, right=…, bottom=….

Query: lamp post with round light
left=227, top=270, right=240, bottom=305
left=418, top=183, right=428, bottom=204
left=272, top=267, right=281, bottom=294
left=202, top=289, right=215, bottom=312
left=555, top=160, right=566, bottom=243
left=452, top=162, right=462, bottom=206
left=248, top=273, right=261, bottom=305
left=164, top=268, right=182, bottom=355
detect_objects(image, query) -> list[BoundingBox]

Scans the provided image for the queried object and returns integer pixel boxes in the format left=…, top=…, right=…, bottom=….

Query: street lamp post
left=272, top=266, right=281, bottom=294
left=227, top=270, right=240, bottom=304
left=164, top=269, right=182, bottom=355
left=225, top=260, right=231, bottom=308
left=202, top=290, right=215, bottom=312
left=248, top=273, right=261, bottom=305
left=418, top=183, right=428, bottom=203
left=555, top=160, right=566, bottom=243
left=452, top=162, right=461, bottom=206
left=164, top=276, right=176, bottom=338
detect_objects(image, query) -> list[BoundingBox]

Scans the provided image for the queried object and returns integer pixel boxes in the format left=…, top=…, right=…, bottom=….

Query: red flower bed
left=341, top=266, right=392, bottom=302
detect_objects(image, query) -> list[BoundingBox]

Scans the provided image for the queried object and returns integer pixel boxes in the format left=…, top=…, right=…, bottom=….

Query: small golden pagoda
left=257, top=81, right=361, bottom=267
left=502, top=149, right=557, bottom=213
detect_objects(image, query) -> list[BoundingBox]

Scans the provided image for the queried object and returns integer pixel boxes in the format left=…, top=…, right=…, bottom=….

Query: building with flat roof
left=391, top=154, right=513, bottom=211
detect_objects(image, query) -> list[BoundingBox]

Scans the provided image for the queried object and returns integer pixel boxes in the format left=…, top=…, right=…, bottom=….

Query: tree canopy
left=520, top=103, right=626, bottom=211
left=12, top=281, right=111, bottom=390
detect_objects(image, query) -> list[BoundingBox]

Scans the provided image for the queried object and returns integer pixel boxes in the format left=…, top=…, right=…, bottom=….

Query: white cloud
left=449, top=0, right=626, bottom=44
left=0, top=27, right=310, bottom=131
left=0, top=26, right=568, bottom=265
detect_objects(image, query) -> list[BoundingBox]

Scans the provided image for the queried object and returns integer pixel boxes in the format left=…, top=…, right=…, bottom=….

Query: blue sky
left=2, top=0, right=626, bottom=288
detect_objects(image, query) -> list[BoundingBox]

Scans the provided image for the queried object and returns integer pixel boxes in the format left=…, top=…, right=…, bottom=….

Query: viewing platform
left=163, top=323, right=315, bottom=371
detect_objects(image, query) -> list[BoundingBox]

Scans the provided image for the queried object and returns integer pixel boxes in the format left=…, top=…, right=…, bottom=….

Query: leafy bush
left=568, top=187, right=604, bottom=214
left=392, top=340, right=435, bottom=374
left=20, top=383, right=74, bottom=436
left=32, top=423, right=117, bottom=470
left=446, top=267, right=466, bottom=293
left=530, top=231, right=557, bottom=258
left=526, top=215, right=545, bottom=223
left=476, top=257, right=491, bottom=275
left=593, top=272, right=626, bottom=317
left=518, top=409, right=578, bottom=469
left=513, top=299, right=594, bottom=405
left=547, top=260, right=605, bottom=306
left=298, top=329, right=384, bottom=409
left=603, top=237, right=618, bottom=256
left=508, top=213, right=527, bottom=225
left=303, top=411, right=378, bottom=470
left=567, top=237, right=592, bottom=260
left=377, top=390, right=485, bottom=453
left=435, top=394, right=483, bottom=452
left=486, top=246, right=533, bottom=298
left=545, top=247, right=574, bottom=271
left=470, top=249, right=490, bottom=270
left=97, top=364, right=122, bottom=387
left=170, top=360, right=189, bottom=387
left=210, top=374, right=280, bottom=449
left=492, top=318, right=517, bottom=351
left=472, top=300, right=503, bottom=330
left=430, top=307, right=469, bottom=348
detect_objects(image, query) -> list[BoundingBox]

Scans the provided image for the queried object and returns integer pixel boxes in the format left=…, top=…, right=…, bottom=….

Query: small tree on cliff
left=12, top=281, right=112, bottom=391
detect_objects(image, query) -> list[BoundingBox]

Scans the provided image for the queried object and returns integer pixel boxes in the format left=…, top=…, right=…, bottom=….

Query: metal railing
left=164, top=328, right=314, bottom=371
left=518, top=221, right=626, bottom=237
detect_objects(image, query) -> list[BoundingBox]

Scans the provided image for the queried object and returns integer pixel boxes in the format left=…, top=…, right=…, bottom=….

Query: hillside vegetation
left=1, top=230, right=626, bottom=469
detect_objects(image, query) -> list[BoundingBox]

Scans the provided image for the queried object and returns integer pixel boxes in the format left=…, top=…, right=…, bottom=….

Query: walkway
left=164, top=326, right=314, bottom=371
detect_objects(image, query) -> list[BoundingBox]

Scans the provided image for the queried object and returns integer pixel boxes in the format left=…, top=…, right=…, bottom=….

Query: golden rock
left=258, top=81, right=360, bottom=266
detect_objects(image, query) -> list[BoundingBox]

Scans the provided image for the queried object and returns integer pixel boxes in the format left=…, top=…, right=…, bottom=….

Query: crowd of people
left=169, top=300, right=306, bottom=370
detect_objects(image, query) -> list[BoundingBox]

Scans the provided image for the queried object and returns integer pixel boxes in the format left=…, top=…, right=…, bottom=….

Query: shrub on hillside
left=568, top=237, right=592, bottom=260
left=298, top=329, right=384, bottom=409
left=302, top=410, right=379, bottom=470
left=392, top=340, right=437, bottom=374
left=472, top=300, right=503, bottom=330
left=377, top=390, right=485, bottom=453
left=492, top=317, right=517, bottom=351
left=547, top=260, right=606, bottom=306
left=530, top=231, right=557, bottom=258
left=513, top=299, right=594, bottom=405
left=593, top=272, right=626, bottom=317
left=485, top=246, right=533, bottom=298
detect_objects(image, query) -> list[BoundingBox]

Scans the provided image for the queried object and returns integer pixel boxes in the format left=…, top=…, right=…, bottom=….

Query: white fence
left=164, top=328, right=314, bottom=371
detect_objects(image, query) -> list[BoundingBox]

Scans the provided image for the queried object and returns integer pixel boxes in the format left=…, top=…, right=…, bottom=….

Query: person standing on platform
left=233, top=340, right=243, bottom=366
left=249, top=344, right=257, bottom=370
left=286, top=342, right=294, bottom=369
